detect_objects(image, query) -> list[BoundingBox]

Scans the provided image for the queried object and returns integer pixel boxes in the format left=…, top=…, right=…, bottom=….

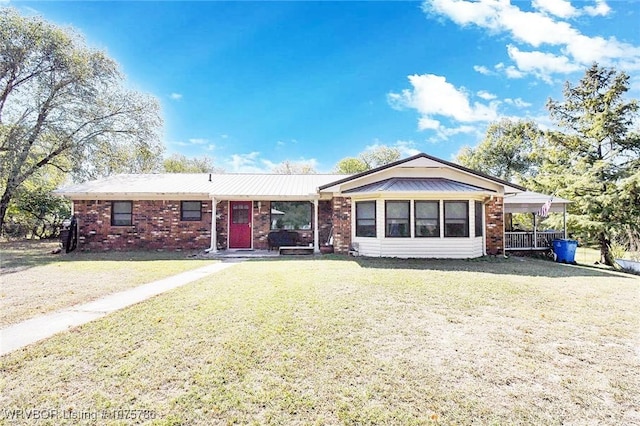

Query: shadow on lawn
left=313, top=254, right=632, bottom=279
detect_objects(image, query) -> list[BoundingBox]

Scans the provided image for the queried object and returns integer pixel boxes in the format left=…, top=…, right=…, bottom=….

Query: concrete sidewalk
left=1, top=261, right=239, bottom=356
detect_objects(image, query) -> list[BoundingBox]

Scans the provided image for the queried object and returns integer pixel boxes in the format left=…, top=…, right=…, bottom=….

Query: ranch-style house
left=55, top=153, right=570, bottom=258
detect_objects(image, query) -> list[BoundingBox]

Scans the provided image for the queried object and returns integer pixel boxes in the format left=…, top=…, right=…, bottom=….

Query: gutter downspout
left=206, top=197, right=217, bottom=253
left=313, top=199, right=320, bottom=254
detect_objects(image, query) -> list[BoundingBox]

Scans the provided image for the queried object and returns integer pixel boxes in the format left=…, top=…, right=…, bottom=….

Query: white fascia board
left=209, top=194, right=320, bottom=201
left=346, top=191, right=499, bottom=200
left=59, top=193, right=321, bottom=201
left=59, top=192, right=211, bottom=201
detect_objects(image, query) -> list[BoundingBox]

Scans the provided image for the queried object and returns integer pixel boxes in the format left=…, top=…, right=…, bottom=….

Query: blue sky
left=8, top=0, right=640, bottom=172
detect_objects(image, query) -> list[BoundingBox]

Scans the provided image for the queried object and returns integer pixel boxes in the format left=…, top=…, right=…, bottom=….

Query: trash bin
left=552, top=239, right=578, bottom=264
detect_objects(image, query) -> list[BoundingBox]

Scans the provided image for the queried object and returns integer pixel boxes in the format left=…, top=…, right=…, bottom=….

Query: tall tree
left=334, top=157, right=369, bottom=174
left=4, top=169, right=70, bottom=239
left=0, top=8, right=163, bottom=232
left=271, top=160, right=316, bottom=174
left=360, top=145, right=401, bottom=169
left=542, top=64, right=640, bottom=265
left=456, top=119, right=543, bottom=182
left=163, top=153, right=222, bottom=173
left=334, top=145, right=401, bottom=174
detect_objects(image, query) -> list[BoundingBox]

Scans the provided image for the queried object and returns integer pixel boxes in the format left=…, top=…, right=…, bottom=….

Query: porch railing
left=505, top=231, right=565, bottom=250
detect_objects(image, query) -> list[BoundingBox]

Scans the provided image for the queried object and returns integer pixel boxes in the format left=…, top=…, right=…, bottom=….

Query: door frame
left=228, top=200, right=253, bottom=249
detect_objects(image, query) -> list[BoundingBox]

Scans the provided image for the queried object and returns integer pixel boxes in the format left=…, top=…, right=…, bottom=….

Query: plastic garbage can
left=552, top=239, right=578, bottom=263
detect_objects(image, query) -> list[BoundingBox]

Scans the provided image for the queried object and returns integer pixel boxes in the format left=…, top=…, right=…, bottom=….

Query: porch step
left=279, top=246, right=315, bottom=255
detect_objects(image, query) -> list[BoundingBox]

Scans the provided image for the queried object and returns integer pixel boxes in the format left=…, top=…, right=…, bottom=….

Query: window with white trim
left=385, top=201, right=410, bottom=237
left=475, top=201, right=483, bottom=237
left=444, top=201, right=469, bottom=237
left=415, top=201, right=440, bottom=237
left=270, top=201, right=312, bottom=230
left=355, top=201, right=376, bottom=237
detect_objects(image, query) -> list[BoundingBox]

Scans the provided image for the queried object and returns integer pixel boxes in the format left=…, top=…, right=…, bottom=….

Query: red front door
left=229, top=201, right=252, bottom=249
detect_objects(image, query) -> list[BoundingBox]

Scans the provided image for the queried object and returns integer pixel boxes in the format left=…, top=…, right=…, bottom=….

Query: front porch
left=503, top=191, right=572, bottom=252
left=505, top=230, right=565, bottom=251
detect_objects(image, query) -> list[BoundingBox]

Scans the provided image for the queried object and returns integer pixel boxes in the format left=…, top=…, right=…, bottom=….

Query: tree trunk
left=0, top=186, right=14, bottom=237
left=599, top=232, right=614, bottom=266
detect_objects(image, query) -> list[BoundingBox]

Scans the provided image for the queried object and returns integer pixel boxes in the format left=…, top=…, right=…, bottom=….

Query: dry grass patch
left=1, top=257, right=639, bottom=425
left=0, top=240, right=216, bottom=327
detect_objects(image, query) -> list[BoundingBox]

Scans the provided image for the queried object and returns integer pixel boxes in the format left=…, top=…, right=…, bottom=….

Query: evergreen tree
left=542, top=64, right=640, bottom=265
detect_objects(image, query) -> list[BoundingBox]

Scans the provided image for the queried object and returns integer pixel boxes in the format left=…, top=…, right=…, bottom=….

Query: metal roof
left=504, top=191, right=571, bottom=213
left=343, top=178, right=494, bottom=194
left=55, top=173, right=350, bottom=199
left=504, top=191, right=571, bottom=205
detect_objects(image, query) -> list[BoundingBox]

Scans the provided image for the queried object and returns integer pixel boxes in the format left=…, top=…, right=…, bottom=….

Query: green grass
left=0, top=240, right=217, bottom=327
left=1, top=257, right=639, bottom=425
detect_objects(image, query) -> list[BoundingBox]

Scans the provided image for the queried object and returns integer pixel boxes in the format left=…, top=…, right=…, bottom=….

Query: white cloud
left=532, top=0, right=610, bottom=18
left=423, top=0, right=640, bottom=79
left=223, top=152, right=320, bottom=173
left=473, top=65, right=492, bottom=75
left=418, top=117, right=441, bottom=130
left=532, top=0, right=578, bottom=19
left=436, top=125, right=479, bottom=140
left=388, top=74, right=499, bottom=131
left=505, top=66, right=525, bottom=79
left=169, top=93, right=183, bottom=100
left=504, top=97, right=532, bottom=108
left=507, top=45, right=581, bottom=82
left=395, top=140, right=421, bottom=157
left=366, top=140, right=421, bottom=157
left=476, top=90, right=497, bottom=100
left=188, top=138, right=207, bottom=145
left=227, top=152, right=266, bottom=173
left=584, top=0, right=611, bottom=17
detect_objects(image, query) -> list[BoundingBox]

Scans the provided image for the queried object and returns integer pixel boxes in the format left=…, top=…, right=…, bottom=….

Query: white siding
left=351, top=197, right=485, bottom=259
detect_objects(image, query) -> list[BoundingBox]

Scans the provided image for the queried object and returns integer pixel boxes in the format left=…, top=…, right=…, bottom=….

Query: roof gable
left=319, top=153, right=526, bottom=193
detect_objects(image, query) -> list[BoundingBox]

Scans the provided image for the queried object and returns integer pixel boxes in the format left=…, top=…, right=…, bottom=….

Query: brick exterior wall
left=252, top=201, right=271, bottom=250
left=73, top=200, right=212, bottom=251
left=331, top=196, right=352, bottom=254
left=318, top=200, right=333, bottom=245
left=74, top=196, right=500, bottom=256
left=485, top=197, right=504, bottom=255
left=76, top=199, right=333, bottom=252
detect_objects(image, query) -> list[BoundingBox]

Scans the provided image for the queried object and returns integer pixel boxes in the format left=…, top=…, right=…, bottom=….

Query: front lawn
left=0, top=240, right=216, bottom=327
left=1, top=257, right=638, bottom=425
